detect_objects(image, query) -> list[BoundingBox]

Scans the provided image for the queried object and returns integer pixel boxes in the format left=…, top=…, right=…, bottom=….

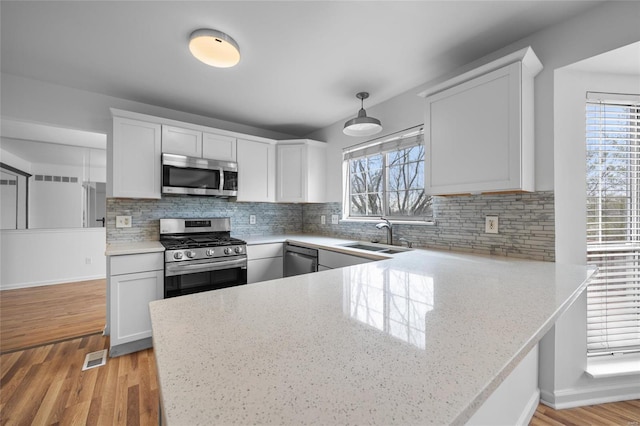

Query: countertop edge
left=453, top=266, right=595, bottom=425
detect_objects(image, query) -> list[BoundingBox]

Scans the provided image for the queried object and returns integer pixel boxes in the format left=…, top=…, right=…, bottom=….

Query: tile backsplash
left=303, top=191, right=555, bottom=261
left=106, top=196, right=303, bottom=242
left=108, top=191, right=555, bottom=261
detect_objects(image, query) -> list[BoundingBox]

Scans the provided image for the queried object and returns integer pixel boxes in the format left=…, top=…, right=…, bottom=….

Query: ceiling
left=1, top=1, right=605, bottom=137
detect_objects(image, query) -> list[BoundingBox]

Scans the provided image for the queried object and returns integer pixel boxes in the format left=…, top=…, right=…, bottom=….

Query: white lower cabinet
left=247, top=243, right=283, bottom=283
left=318, top=249, right=373, bottom=269
left=108, top=252, right=163, bottom=357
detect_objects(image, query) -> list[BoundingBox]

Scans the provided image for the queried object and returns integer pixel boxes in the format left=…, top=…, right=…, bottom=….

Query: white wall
left=538, top=67, right=640, bottom=408
left=29, top=163, right=85, bottom=228
left=307, top=1, right=640, bottom=202
left=0, top=73, right=298, bottom=141
left=0, top=228, right=106, bottom=289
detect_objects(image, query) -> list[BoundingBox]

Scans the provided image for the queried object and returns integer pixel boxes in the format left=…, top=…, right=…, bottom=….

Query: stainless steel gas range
left=159, top=218, right=247, bottom=298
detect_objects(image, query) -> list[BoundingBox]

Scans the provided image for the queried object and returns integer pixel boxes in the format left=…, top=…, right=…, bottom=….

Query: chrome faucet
left=375, top=217, right=393, bottom=245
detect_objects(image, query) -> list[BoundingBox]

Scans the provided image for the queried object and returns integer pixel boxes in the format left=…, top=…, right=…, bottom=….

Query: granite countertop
left=149, top=237, right=594, bottom=425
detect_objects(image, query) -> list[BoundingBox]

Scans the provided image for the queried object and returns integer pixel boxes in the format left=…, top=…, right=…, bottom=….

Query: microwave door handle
left=218, top=168, right=224, bottom=191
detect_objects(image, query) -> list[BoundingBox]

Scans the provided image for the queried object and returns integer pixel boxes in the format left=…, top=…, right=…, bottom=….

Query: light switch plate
left=485, top=216, right=498, bottom=234
left=321, top=215, right=326, bottom=225
left=116, top=215, right=132, bottom=228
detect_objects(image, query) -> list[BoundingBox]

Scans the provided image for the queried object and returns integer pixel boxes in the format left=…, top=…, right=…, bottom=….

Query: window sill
left=340, top=218, right=437, bottom=226
left=586, top=353, right=640, bottom=379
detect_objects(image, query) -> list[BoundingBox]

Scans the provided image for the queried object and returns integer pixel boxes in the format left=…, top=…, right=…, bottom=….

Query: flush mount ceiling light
left=189, top=29, right=240, bottom=68
left=343, top=92, right=382, bottom=137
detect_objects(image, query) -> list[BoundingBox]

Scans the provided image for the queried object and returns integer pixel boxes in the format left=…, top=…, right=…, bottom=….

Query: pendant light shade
left=189, top=29, right=240, bottom=68
left=343, top=92, right=382, bottom=137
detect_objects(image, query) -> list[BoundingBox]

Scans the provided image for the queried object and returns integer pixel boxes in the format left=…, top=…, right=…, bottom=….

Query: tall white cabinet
left=276, top=139, right=326, bottom=203
left=111, top=114, right=162, bottom=199
left=236, top=138, right=276, bottom=202
left=420, top=46, right=542, bottom=196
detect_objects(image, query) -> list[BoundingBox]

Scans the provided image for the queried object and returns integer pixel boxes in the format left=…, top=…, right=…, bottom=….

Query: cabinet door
left=247, top=257, right=283, bottom=284
left=202, top=132, right=237, bottom=161
left=425, top=62, right=521, bottom=195
left=276, top=143, right=306, bottom=202
left=236, top=139, right=276, bottom=202
left=162, top=125, right=202, bottom=157
left=109, top=270, right=163, bottom=346
left=112, top=117, right=161, bottom=199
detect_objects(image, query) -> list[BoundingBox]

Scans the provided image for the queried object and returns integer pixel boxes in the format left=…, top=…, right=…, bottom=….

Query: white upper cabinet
left=111, top=115, right=162, bottom=199
left=162, top=125, right=237, bottom=162
left=420, top=47, right=542, bottom=195
left=202, top=132, right=236, bottom=162
left=276, top=139, right=326, bottom=203
left=236, top=138, right=276, bottom=202
left=161, top=125, right=202, bottom=157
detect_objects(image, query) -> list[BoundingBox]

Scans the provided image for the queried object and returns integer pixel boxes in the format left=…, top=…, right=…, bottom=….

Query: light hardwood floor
left=0, top=281, right=638, bottom=425
left=0, top=334, right=158, bottom=425
left=0, top=280, right=106, bottom=353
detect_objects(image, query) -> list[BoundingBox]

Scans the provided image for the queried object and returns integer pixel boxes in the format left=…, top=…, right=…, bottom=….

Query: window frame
left=585, top=91, right=640, bottom=357
left=342, top=126, right=434, bottom=224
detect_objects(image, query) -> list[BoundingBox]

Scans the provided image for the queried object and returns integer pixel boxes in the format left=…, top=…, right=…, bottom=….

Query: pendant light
left=189, top=29, right=240, bottom=68
left=343, top=92, right=382, bottom=137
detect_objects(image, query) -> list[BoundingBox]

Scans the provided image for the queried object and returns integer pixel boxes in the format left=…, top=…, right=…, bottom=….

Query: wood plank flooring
left=0, top=280, right=106, bottom=353
left=0, top=333, right=158, bottom=425
left=531, top=399, right=640, bottom=425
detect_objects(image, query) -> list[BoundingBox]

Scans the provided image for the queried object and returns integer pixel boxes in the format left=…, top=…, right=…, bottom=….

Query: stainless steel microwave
left=162, top=153, right=238, bottom=197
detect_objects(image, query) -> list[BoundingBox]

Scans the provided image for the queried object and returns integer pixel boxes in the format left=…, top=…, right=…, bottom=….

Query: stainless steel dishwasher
left=283, top=243, right=318, bottom=277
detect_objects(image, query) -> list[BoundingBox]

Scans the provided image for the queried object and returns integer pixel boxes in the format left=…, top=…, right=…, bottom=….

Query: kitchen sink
left=340, top=242, right=411, bottom=254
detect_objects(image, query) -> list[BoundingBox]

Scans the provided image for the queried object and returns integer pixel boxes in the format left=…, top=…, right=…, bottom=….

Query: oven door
left=164, top=257, right=247, bottom=298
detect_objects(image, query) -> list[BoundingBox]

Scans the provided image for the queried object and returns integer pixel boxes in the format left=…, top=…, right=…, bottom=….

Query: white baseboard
left=0, top=275, right=106, bottom=291
left=540, top=382, right=640, bottom=409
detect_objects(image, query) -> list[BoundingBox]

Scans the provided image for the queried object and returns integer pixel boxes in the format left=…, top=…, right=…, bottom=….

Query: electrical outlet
left=116, top=215, right=132, bottom=228
left=249, top=215, right=257, bottom=225
left=485, top=216, right=499, bottom=234
left=321, top=215, right=326, bottom=225
left=85, top=257, right=92, bottom=265
left=331, top=214, right=339, bottom=225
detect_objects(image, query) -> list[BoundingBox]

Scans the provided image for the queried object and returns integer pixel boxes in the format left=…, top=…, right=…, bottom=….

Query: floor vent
left=82, top=349, right=107, bottom=371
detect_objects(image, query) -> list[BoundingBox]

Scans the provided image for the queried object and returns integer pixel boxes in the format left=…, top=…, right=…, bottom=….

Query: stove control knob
left=173, top=252, right=183, bottom=260
left=234, top=246, right=244, bottom=254
left=206, top=249, right=215, bottom=256
left=224, top=247, right=233, bottom=255
left=186, top=250, right=196, bottom=259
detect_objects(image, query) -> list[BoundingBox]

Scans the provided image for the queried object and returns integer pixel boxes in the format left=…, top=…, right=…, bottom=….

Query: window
left=585, top=92, right=640, bottom=356
left=343, top=126, right=432, bottom=220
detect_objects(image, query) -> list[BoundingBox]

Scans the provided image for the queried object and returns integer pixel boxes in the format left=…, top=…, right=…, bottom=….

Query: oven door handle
left=165, top=258, right=247, bottom=277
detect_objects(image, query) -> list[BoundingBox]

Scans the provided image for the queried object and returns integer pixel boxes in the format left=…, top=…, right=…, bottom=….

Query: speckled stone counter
left=105, top=241, right=164, bottom=256
left=149, top=246, right=593, bottom=425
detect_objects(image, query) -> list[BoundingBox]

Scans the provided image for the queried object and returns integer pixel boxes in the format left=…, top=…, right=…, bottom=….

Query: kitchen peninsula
left=149, top=238, right=593, bottom=425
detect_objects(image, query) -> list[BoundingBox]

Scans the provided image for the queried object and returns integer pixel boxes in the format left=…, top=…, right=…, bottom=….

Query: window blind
left=343, top=126, right=423, bottom=160
left=585, top=92, right=640, bottom=356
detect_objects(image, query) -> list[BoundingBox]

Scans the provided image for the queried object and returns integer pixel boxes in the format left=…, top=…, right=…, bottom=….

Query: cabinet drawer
left=110, top=252, right=163, bottom=275
left=318, top=249, right=372, bottom=269
left=247, top=243, right=283, bottom=260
